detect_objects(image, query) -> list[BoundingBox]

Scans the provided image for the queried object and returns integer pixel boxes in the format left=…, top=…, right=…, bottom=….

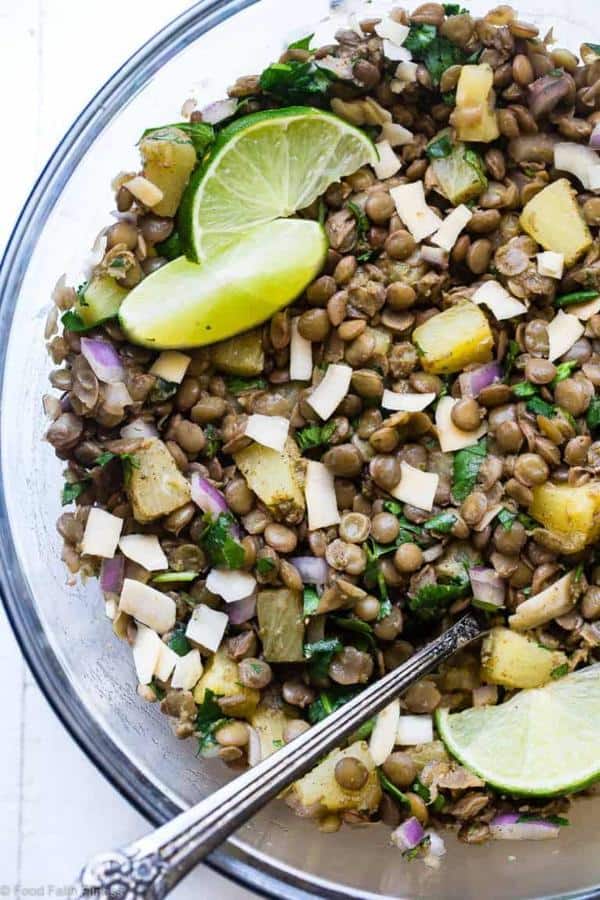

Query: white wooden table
left=0, top=2, right=256, bottom=895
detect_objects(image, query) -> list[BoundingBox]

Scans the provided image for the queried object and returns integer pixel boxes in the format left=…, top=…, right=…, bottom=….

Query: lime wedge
left=436, top=665, right=600, bottom=796
left=118, top=218, right=327, bottom=349
left=179, top=106, right=377, bottom=261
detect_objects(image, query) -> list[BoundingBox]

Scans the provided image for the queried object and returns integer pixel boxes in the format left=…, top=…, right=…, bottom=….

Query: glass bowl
left=1, top=1, right=599, bottom=896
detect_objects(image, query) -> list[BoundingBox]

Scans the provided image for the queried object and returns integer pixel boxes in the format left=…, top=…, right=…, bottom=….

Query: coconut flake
left=536, top=251, right=564, bottom=280
left=473, top=503, right=504, bottom=533
left=290, top=317, right=313, bottom=381
left=118, top=534, right=168, bottom=572
left=119, top=579, right=176, bottom=634
left=390, top=181, right=441, bottom=243
left=373, top=140, right=402, bottom=180
left=383, top=40, right=412, bottom=62
left=381, top=122, right=414, bottom=147
left=305, top=460, right=340, bottom=530
left=132, top=625, right=163, bottom=685
left=81, top=508, right=124, bottom=558
left=390, top=462, right=438, bottom=512
left=567, top=295, right=600, bottom=320
left=171, top=649, right=203, bottom=690
left=374, top=17, right=409, bottom=46
left=547, top=310, right=584, bottom=362
left=382, top=390, right=436, bottom=412
left=471, top=281, right=527, bottom=320
left=307, top=363, right=352, bottom=420
left=123, top=175, right=164, bottom=208
left=431, top=204, right=472, bottom=252
left=149, top=351, right=191, bottom=384
left=509, top=570, right=576, bottom=631
left=154, top=641, right=179, bottom=682
left=435, top=396, right=487, bottom=453
left=588, top=164, right=600, bottom=191
left=185, top=603, right=228, bottom=653
left=245, top=414, right=289, bottom=452
left=396, top=714, right=433, bottom=745
left=554, top=142, right=600, bottom=189
left=206, top=568, right=256, bottom=604
left=369, top=699, right=400, bottom=766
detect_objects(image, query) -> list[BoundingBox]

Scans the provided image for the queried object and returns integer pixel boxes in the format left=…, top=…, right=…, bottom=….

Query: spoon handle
left=76, top=613, right=485, bottom=899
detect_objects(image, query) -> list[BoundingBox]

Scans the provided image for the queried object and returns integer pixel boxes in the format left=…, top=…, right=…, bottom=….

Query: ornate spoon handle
left=76, top=613, right=485, bottom=900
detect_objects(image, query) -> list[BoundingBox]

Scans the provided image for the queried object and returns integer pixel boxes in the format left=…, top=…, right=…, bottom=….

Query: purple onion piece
left=200, top=98, right=238, bottom=125
left=227, top=592, right=257, bottom=625
left=459, top=361, right=503, bottom=399
left=392, top=816, right=425, bottom=851
left=81, top=337, right=125, bottom=384
left=190, top=472, right=228, bottom=517
left=103, top=381, right=133, bottom=414
left=490, top=814, right=560, bottom=841
left=289, top=556, right=329, bottom=585
left=591, top=122, right=600, bottom=150
left=100, top=555, right=125, bottom=595
left=120, top=418, right=158, bottom=440
left=470, top=566, right=505, bottom=610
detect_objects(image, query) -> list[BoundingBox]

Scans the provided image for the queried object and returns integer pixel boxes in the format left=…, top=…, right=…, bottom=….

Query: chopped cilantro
left=404, top=23, right=468, bottom=85
left=150, top=678, right=165, bottom=700
left=379, top=770, right=409, bottom=806
left=308, top=686, right=361, bottom=724
left=451, top=438, right=487, bottom=502
left=296, top=420, right=336, bottom=451
left=259, top=60, right=335, bottom=105
left=410, top=779, right=431, bottom=803
left=527, top=396, right=556, bottom=418
left=441, top=90, right=456, bottom=106
left=352, top=718, right=375, bottom=741
left=431, top=794, right=446, bottom=812
left=551, top=360, right=579, bottom=385
left=95, top=451, right=117, bottom=466
left=512, top=380, right=538, bottom=398
left=497, top=508, right=517, bottom=531
left=61, top=480, right=90, bottom=506
left=195, top=689, right=230, bottom=755
left=148, top=377, right=178, bottom=404
left=330, top=615, right=375, bottom=649
left=424, top=511, right=457, bottom=533
left=303, top=585, right=320, bottom=616
left=550, top=663, right=569, bottom=680
left=443, top=2, right=469, bottom=12
left=503, top=339, right=520, bottom=379
left=555, top=290, right=599, bottom=308
left=586, top=396, right=600, bottom=432
left=141, top=121, right=214, bottom=156
left=517, top=512, right=538, bottom=531
left=203, top=423, right=221, bottom=459
left=409, top=581, right=468, bottom=621
left=200, top=512, right=245, bottom=569
left=573, top=561, right=585, bottom=582
left=288, top=33, right=314, bottom=51
left=96, top=450, right=140, bottom=485
left=304, top=638, right=343, bottom=679
left=168, top=628, right=191, bottom=657
left=61, top=310, right=92, bottom=333
left=256, top=557, right=276, bottom=576
left=225, top=375, right=268, bottom=395
left=155, top=231, right=183, bottom=260
left=346, top=200, right=369, bottom=239
left=426, top=132, right=453, bottom=160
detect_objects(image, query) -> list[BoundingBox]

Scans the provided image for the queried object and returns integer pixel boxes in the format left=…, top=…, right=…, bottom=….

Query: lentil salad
left=43, top=1, right=600, bottom=861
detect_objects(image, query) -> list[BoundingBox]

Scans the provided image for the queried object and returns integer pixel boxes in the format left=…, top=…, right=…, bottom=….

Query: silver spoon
left=76, top=612, right=486, bottom=899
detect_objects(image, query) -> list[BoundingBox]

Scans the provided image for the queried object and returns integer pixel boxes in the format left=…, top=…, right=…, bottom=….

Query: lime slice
left=436, top=665, right=600, bottom=796
left=179, top=106, right=377, bottom=261
left=118, top=218, right=327, bottom=349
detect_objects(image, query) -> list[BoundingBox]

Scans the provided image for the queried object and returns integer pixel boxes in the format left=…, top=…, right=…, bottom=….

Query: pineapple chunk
left=431, top=139, right=487, bottom=205
left=234, top=437, right=305, bottom=521
left=193, top=647, right=259, bottom=719
left=520, top=178, right=592, bottom=266
left=453, top=65, right=500, bottom=143
left=250, top=705, right=289, bottom=759
left=286, top=741, right=381, bottom=816
left=412, top=301, right=494, bottom=375
left=257, top=588, right=304, bottom=662
left=140, top=127, right=197, bottom=217
left=481, top=627, right=567, bottom=689
left=529, top=481, right=600, bottom=553
left=127, top=439, right=191, bottom=524
left=210, top=328, right=264, bottom=376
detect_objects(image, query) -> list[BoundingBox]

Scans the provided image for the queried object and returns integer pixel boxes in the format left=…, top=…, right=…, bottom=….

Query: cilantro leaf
left=451, top=438, right=487, bottom=502
left=148, top=377, right=178, bottom=404
left=304, top=638, right=343, bottom=679
left=512, top=380, right=538, bottom=398
left=551, top=360, right=579, bottom=385
left=330, top=615, right=375, bottom=649
left=61, top=310, right=93, bottom=333
left=308, top=685, right=361, bottom=724
left=408, top=581, right=467, bottom=621
left=503, top=339, right=520, bottom=379
left=200, top=512, right=245, bottom=569
left=587, top=396, right=600, bottom=432
left=404, top=24, right=466, bottom=85
left=256, top=557, right=276, bottom=576
left=195, top=689, right=230, bottom=755
left=203, top=423, right=221, bottom=459
left=426, top=132, right=453, bottom=160
left=225, top=375, right=267, bottom=395
left=443, top=3, right=469, bottom=12
left=295, top=420, right=336, bottom=451
left=303, top=585, right=320, bottom=616
left=61, top=480, right=90, bottom=505
left=424, top=511, right=457, bottom=533
left=288, top=33, right=314, bottom=51
left=410, top=779, right=431, bottom=803
left=168, top=627, right=191, bottom=657
left=346, top=200, right=369, bottom=239
left=259, top=60, right=335, bottom=105
left=497, top=508, right=517, bottom=530
left=551, top=662, right=569, bottom=680
left=527, top=396, right=556, bottom=418
left=353, top=718, right=375, bottom=741
left=141, top=121, right=214, bottom=156
left=155, top=231, right=183, bottom=260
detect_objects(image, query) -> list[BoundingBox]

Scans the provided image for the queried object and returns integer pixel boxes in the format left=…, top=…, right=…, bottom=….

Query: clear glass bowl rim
left=0, top=2, right=598, bottom=898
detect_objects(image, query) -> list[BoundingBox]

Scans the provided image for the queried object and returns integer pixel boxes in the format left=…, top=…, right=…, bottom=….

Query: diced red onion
left=81, top=337, right=125, bottom=384
left=490, top=813, right=560, bottom=841
left=470, top=566, right=505, bottom=610
left=246, top=725, right=262, bottom=767
left=420, top=246, right=448, bottom=269
left=100, top=555, right=125, bottom=595
left=459, top=362, right=503, bottom=399
left=60, top=393, right=72, bottom=412
left=120, top=418, right=158, bottom=440
left=590, top=122, right=600, bottom=151
left=190, top=472, right=228, bottom=517
left=200, top=98, right=237, bottom=125
left=289, top=556, right=329, bottom=585
left=228, top=592, right=257, bottom=625
left=103, top=381, right=133, bottom=414
left=391, top=816, right=425, bottom=851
